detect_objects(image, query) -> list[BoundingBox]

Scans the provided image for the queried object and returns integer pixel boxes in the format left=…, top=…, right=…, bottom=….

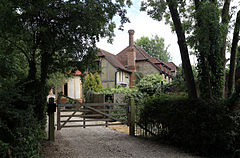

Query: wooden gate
left=56, top=95, right=130, bottom=130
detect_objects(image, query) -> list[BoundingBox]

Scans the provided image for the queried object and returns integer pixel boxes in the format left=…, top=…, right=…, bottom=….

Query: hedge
left=140, top=95, right=240, bottom=157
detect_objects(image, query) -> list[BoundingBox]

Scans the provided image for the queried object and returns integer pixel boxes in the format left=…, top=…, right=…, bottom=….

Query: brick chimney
left=127, top=30, right=137, bottom=87
left=128, top=29, right=135, bottom=46
left=127, top=47, right=136, bottom=71
left=127, top=29, right=136, bottom=71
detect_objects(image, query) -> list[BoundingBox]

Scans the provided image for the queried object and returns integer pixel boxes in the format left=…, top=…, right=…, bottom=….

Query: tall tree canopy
left=0, top=0, right=132, bottom=123
left=141, top=0, right=239, bottom=99
left=135, top=35, right=171, bottom=62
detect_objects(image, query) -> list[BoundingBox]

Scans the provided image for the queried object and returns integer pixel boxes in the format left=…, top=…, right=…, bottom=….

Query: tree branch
left=0, top=35, right=31, bottom=63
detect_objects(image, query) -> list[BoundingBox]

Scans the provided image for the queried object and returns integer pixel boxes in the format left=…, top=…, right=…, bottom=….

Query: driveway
left=41, top=125, right=202, bottom=158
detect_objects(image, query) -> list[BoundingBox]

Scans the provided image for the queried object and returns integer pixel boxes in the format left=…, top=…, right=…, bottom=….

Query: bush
left=83, top=72, right=103, bottom=96
left=0, top=80, right=45, bottom=158
left=140, top=95, right=240, bottom=156
left=136, top=74, right=166, bottom=95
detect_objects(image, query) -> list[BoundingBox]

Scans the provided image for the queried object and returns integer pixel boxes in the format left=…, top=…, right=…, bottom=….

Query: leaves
left=136, top=74, right=166, bottom=95
left=135, top=35, right=171, bottom=62
left=83, top=72, right=103, bottom=96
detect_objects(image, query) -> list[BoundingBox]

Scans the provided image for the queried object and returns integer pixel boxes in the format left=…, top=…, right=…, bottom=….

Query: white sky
left=96, top=0, right=240, bottom=66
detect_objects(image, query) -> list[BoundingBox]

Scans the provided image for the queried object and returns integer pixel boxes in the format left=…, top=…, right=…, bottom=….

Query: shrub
left=140, top=95, right=240, bottom=156
left=0, top=80, right=45, bottom=158
left=94, top=72, right=103, bottom=92
left=136, top=74, right=166, bottom=95
left=83, top=72, right=103, bottom=96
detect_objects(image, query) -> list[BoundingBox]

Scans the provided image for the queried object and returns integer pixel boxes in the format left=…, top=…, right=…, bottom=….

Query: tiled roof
left=116, top=45, right=175, bottom=76
left=166, top=62, right=178, bottom=72
left=74, top=70, right=82, bottom=76
left=134, top=45, right=152, bottom=60
left=98, top=45, right=177, bottom=78
left=98, top=49, right=131, bottom=72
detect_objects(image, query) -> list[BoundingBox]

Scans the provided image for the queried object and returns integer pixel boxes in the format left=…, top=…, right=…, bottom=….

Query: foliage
left=0, top=45, right=28, bottom=84
left=100, top=86, right=136, bottom=95
left=167, top=64, right=197, bottom=92
left=136, top=74, right=166, bottom=95
left=99, top=86, right=146, bottom=120
left=94, top=72, right=103, bottom=92
left=141, top=0, right=198, bottom=98
left=0, top=80, right=45, bottom=157
left=0, top=0, right=132, bottom=123
left=84, top=73, right=103, bottom=96
left=0, top=0, right=132, bottom=156
left=47, top=72, right=70, bottom=89
left=135, top=35, right=171, bottom=62
left=139, top=95, right=240, bottom=156
left=193, top=1, right=223, bottom=99
left=141, top=0, right=239, bottom=99
left=134, top=72, right=144, bottom=84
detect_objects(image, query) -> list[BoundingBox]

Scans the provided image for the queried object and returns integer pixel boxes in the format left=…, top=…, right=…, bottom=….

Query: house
left=97, top=49, right=131, bottom=88
left=98, top=29, right=178, bottom=88
left=55, top=70, right=83, bottom=103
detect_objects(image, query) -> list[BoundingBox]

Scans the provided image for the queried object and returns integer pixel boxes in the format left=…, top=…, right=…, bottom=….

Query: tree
left=0, top=0, right=131, bottom=124
left=83, top=73, right=103, bottom=96
left=136, top=74, right=166, bottom=95
left=228, top=11, right=240, bottom=97
left=141, top=0, right=239, bottom=99
left=141, top=0, right=197, bottom=98
left=94, top=72, right=103, bottom=92
left=170, top=64, right=198, bottom=92
left=135, top=35, right=171, bottom=62
left=237, top=46, right=240, bottom=69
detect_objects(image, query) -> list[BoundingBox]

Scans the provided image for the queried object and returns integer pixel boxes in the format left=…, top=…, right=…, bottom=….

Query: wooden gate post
left=57, top=94, right=61, bottom=130
left=48, top=97, right=56, bottom=141
left=129, top=98, right=135, bottom=136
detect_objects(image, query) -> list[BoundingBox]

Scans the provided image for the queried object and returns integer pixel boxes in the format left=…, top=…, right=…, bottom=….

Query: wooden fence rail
left=55, top=94, right=135, bottom=133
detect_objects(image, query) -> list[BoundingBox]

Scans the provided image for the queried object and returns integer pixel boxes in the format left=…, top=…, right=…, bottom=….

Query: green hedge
left=140, top=95, right=240, bottom=156
left=0, top=81, right=45, bottom=158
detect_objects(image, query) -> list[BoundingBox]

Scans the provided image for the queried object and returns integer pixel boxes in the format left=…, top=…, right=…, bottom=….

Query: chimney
left=127, top=47, right=136, bottom=71
left=128, top=29, right=135, bottom=46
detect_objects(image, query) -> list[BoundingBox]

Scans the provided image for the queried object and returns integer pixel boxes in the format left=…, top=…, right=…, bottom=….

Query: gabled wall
left=136, top=61, right=160, bottom=75
left=100, top=58, right=117, bottom=88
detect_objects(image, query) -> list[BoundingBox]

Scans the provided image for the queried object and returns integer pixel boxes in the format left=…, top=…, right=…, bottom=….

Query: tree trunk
left=34, top=51, right=50, bottom=126
left=221, top=0, right=231, bottom=97
left=166, top=0, right=197, bottom=98
left=228, top=11, right=240, bottom=97
left=194, top=0, right=212, bottom=99
left=27, top=59, right=37, bottom=81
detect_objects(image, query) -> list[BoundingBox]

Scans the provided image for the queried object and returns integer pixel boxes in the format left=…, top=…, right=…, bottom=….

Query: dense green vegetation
left=140, top=94, right=240, bottom=157
left=0, top=0, right=131, bottom=157
left=138, top=2, right=240, bottom=156
left=83, top=73, right=103, bottom=96
left=97, top=72, right=240, bottom=157
left=135, top=35, right=171, bottom=62
left=141, top=0, right=239, bottom=99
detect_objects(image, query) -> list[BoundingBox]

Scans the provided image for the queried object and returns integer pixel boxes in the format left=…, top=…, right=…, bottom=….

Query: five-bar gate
left=56, top=95, right=132, bottom=131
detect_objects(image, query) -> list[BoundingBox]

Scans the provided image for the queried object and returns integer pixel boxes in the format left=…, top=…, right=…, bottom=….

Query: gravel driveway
left=41, top=125, right=202, bottom=158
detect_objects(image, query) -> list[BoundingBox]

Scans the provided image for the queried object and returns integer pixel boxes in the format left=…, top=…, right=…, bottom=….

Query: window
left=119, top=72, right=121, bottom=82
left=122, top=72, right=124, bottom=81
left=63, top=83, right=68, bottom=97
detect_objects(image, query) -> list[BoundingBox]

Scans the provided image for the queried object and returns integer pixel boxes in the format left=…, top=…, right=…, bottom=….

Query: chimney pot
left=128, top=29, right=135, bottom=46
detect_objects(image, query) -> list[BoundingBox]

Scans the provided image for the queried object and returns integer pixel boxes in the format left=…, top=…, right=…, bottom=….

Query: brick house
left=98, top=30, right=178, bottom=88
